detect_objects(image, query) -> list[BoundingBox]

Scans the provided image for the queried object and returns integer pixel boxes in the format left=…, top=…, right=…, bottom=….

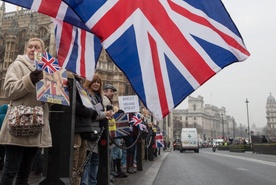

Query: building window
left=193, top=104, right=196, bottom=111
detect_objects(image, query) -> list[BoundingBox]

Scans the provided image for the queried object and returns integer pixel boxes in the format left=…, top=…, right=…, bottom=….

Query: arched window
left=38, top=27, right=48, bottom=38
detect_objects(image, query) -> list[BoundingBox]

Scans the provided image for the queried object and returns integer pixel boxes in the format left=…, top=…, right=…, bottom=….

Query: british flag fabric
left=129, top=113, right=147, bottom=131
left=2, top=0, right=92, bottom=32
left=35, top=51, right=70, bottom=106
left=3, top=0, right=250, bottom=120
left=37, top=51, right=61, bottom=74
left=154, top=133, right=165, bottom=148
left=62, top=0, right=250, bottom=120
left=53, top=19, right=102, bottom=80
left=36, top=68, right=70, bottom=106
left=109, top=113, right=131, bottom=138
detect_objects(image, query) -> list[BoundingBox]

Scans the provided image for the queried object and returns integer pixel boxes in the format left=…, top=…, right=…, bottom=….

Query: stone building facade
left=266, top=93, right=276, bottom=141
left=173, top=95, right=237, bottom=142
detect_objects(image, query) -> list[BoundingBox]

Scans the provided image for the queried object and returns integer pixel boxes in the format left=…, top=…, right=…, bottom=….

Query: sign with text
left=118, top=95, right=139, bottom=113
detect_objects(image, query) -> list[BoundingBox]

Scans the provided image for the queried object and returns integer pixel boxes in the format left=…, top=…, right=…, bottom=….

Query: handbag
left=8, top=105, right=44, bottom=137
left=80, top=126, right=101, bottom=141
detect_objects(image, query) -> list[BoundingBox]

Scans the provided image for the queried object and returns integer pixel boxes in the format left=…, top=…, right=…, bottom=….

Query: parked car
left=198, top=141, right=203, bottom=149
left=173, top=140, right=181, bottom=151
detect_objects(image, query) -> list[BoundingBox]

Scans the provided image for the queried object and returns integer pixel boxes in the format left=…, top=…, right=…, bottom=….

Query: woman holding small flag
left=0, top=38, right=51, bottom=185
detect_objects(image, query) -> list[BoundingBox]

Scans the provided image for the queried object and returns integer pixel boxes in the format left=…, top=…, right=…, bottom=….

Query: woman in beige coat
left=0, top=38, right=52, bottom=185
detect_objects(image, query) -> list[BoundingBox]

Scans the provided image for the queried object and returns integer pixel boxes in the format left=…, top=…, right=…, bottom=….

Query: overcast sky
left=3, top=1, right=276, bottom=128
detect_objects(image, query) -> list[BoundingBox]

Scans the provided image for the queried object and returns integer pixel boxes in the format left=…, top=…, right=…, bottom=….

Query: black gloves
left=66, top=79, right=72, bottom=91
left=30, top=70, right=43, bottom=85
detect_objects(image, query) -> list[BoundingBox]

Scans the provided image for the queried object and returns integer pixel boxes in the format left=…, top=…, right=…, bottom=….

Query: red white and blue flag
left=62, top=0, right=250, bottom=120
left=53, top=19, right=102, bottom=80
left=154, top=133, right=164, bottom=148
left=36, top=68, right=70, bottom=106
left=2, top=0, right=102, bottom=80
left=2, top=0, right=92, bottom=32
left=110, top=113, right=131, bottom=138
left=37, top=51, right=61, bottom=74
left=2, top=0, right=250, bottom=120
left=129, top=113, right=147, bottom=131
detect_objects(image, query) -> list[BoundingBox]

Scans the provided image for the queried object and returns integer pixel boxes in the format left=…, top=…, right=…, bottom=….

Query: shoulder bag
left=80, top=125, right=101, bottom=141
left=8, top=104, right=44, bottom=137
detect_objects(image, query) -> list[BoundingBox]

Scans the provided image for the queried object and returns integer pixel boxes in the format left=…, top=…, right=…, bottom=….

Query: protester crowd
left=0, top=37, right=164, bottom=185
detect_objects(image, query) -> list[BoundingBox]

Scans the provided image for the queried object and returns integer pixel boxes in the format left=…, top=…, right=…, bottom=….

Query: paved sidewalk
left=114, top=150, right=170, bottom=185
left=2, top=150, right=170, bottom=185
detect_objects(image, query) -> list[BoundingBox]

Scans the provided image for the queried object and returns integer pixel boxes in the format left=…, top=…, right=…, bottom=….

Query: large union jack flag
left=62, top=0, right=250, bottom=120
left=53, top=19, right=102, bottom=80
left=2, top=0, right=250, bottom=120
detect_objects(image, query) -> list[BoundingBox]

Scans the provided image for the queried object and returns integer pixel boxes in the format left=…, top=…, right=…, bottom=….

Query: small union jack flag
left=109, top=113, right=131, bottom=138
left=37, top=52, right=61, bottom=74
left=129, top=113, right=147, bottom=131
left=129, top=113, right=143, bottom=127
left=154, top=133, right=164, bottom=148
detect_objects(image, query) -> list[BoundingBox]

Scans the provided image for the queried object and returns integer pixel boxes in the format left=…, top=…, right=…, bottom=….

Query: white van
left=180, top=128, right=199, bottom=153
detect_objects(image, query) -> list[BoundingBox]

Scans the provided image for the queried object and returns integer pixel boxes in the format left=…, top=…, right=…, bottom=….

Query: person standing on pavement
left=0, top=37, right=51, bottom=185
left=81, top=75, right=113, bottom=185
left=72, top=75, right=99, bottom=185
left=102, top=84, right=117, bottom=183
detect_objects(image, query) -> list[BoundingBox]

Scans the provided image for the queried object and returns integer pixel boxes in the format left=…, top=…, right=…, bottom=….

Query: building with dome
left=266, top=93, right=276, bottom=141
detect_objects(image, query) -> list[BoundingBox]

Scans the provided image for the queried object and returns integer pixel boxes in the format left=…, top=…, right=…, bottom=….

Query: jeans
left=81, top=152, right=99, bottom=185
left=0, top=145, right=38, bottom=185
left=112, top=146, right=122, bottom=160
left=121, top=148, right=127, bottom=167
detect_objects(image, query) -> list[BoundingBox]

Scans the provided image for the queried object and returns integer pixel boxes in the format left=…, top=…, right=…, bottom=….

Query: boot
left=116, top=159, right=122, bottom=173
left=112, top=159, right=118, bottom=177
left=126, top=154, right=134, bottom=174
left=116, top=159, right=127, bottom=178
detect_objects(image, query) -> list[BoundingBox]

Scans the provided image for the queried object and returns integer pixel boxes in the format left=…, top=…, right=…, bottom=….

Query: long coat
left=0, top=55, right=52, bottom=148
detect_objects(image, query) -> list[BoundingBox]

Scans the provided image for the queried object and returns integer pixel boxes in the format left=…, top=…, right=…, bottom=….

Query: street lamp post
left=233, top=120, right=235, bottom=138
left=221, top=114, right=224, bottom=139
left=240, top=123, right=242, bottom=137
left=245, top=99, right=250, bottom=143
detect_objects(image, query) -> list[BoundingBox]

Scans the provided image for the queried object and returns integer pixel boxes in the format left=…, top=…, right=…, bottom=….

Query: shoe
left=127, top=167, right=134, bottom=174
left=112, top=171, right=119, bottom=178
left=117, top=172, right=128, bottom=178
left=110, top=175, right=115, bottom=183
left=133, top=163, right=137, bottom=168
left=132, top=166, right=137, bottom=173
